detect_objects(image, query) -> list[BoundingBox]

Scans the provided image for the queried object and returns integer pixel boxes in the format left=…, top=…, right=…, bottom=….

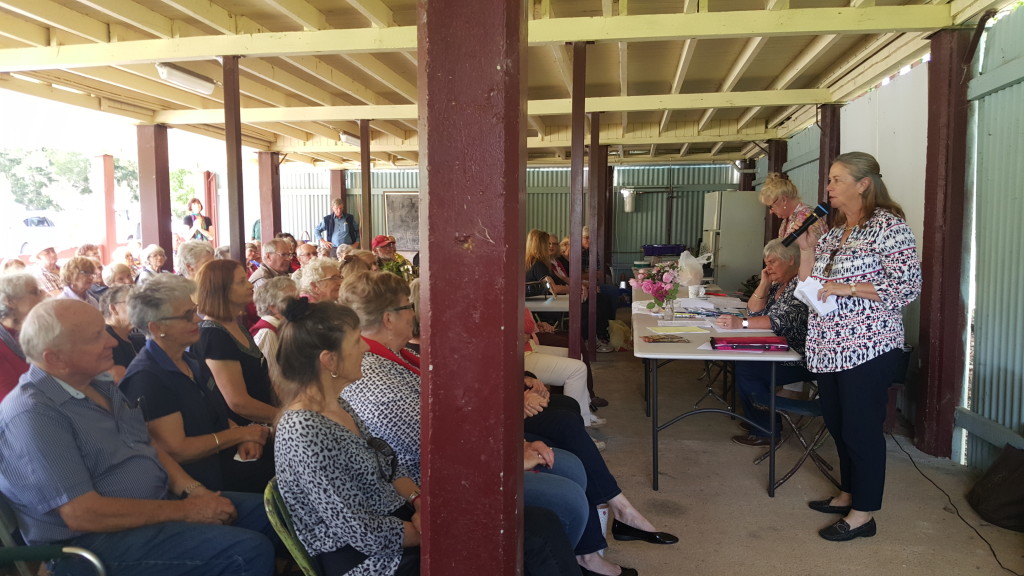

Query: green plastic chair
left=0, top=494, right=106, bottom=576
left=264, top=477, right=321, bottom=576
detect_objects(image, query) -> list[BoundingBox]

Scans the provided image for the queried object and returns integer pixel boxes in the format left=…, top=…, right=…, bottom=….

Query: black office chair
left=749, top=384, right=840, bottom=491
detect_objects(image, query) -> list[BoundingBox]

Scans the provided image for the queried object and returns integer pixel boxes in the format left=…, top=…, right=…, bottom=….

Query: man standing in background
left=314, top=198, right=360, bottom=256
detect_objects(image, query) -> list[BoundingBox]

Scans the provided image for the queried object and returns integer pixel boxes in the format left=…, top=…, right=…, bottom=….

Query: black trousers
left=524, top=506, right=584, bottom=576
left=816, top=348, right=903, bottom=512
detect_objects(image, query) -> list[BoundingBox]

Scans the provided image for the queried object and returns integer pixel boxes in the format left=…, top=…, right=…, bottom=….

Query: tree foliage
left=0, top=147, right=93, bottom=210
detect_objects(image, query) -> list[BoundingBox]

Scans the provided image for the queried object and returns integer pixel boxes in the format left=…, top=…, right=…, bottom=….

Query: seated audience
left=136, top=244, right=167, bottom=285
left=75, top=243, right=101, bottom=260
left=715, top=239, right=812, bottom=446
left=0, top=299, right=276, bottom=574
left=251, top=276, right=298, bottom=388
left=58, top=256, right=100, bottom=309
left=341, top=250, right=377, bottom=276
left=177, top=239, right=216, bottom=280
left=275, top=233, right=301, bottom=273
left=249, top=239, right=293, bottom=288
left=524, top=308, right=603, bottom=428
left=99, top=284, right=144, bottom=383
left=87, top=258, right=109, bottom=300
left=244, top=242, right=262, bottom=276
left=0, top=273, right=44, bottom=399
left=274, top=299, right=422, bottom=575
left=31, top=246, right=63, bottom=296
left=335, top=243, right=353, bottom=260
left=215, top=245, right=232, bottom=260
left=102, top=261, right=135, bottom=287
left=296, top=243, right=318, bottom=268
left=193, top=260, right=279, bottom=427
left=297, top=257, right=343, bottom=304
left=121, top=275, right=272, bottom=494
left=2, top=258, right=26, bottom=273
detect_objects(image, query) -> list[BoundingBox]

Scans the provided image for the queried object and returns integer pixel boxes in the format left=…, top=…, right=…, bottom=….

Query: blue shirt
left=0, top=365, right=168, bottom=544
left=315, top=212, right=359, bottom=246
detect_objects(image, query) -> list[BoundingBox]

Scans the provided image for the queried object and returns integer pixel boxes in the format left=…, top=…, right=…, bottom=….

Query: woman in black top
left=99, top=284, right=145, bottom=383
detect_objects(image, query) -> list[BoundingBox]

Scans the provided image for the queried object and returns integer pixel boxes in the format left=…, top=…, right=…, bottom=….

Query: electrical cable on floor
left=889, top=433, right=1023, bottom=576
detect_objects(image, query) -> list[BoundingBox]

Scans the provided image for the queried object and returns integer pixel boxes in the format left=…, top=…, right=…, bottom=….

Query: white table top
left=525, top=295, right=570, bottom=313
left=631, top=312, right=801, bottom=363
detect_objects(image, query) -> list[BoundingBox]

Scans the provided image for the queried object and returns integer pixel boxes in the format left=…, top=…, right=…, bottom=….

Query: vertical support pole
left=817, top=103, right=841, bottom=206
left=257, top=152, right=281, bottom=246
left=360, top=119, right=372, bottom=248
left=765, top=139, right=788, bottom=243
left=739, top=158, right=755, bottom=191
left=136, top=125, right=173, bottom=263
left=598, top=148, right=612, bottom=278
left=586, top=112, right=601, bottom=360
left=568, top=41, right=588, bottom=360
left=99, top=154, right=116, bottom=261
left=418, top=1, right=526, bottom=574
left=916, top=29, right=971, bottom=458
left=203, top=171, right=219, bottom=248
left=222, top=55, right=245, bottom=261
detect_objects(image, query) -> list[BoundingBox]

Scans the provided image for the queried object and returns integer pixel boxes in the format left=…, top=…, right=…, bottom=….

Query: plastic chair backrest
left=0, top=493, right=106, bottom=576
left=0, top=493, right=32, bottom=576
left=264, top=477, right=321, bottom=576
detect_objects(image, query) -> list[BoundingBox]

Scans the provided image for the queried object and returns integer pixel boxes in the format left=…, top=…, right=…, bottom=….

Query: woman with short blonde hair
left=57, top=256, right=100, bottom=309
left=759, top=172, right=828, bottom=241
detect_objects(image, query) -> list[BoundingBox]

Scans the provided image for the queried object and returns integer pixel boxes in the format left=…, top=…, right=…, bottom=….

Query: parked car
left=0, top=211, right=61, bottom=257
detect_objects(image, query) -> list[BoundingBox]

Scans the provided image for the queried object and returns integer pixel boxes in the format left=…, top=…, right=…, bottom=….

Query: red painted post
left=99, top=154, right=116, bottom=262
left=257, top=153, right=281, bottom=245
left=916, top=29, right=971, bottom=457
left=568, top=41, right=588, bottom=360
left=817, top=104, right=841, bottom=207
left=418, top=0, right=526, bottom=574
left=136, top=125, right=173, bottom=263
left=586, top=112, right=600, bottom=358
left=222, top=55, right=245, bottom=260
left=359, top=119, right=372, bottom=247
left=203, top=171, right=219, bottom=248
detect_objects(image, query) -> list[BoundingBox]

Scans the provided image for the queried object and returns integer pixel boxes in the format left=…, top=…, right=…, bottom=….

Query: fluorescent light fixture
left=339, top=132, right=361, bottom=147
left=155, top=63, right=216, bottom=95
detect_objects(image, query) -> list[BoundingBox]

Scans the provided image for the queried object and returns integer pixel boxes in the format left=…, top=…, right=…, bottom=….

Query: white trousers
left=524, top=345, right=594, bottom=425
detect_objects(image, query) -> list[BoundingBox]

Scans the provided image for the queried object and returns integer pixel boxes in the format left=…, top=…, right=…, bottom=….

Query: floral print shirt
left=750, top=277, right=809, bottom=366
left=780, top=202, right=829, bottom=241
left=806, top=209, right=921, bottom=373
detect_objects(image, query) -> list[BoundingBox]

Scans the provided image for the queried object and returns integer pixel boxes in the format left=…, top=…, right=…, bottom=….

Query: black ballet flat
left=580, top=567, right=639, bottom=576
left=807, top=498, right=852, bottom=515
left=611, top=519, right=679, bottom=545
left=819, top=518, right=876, bottom=542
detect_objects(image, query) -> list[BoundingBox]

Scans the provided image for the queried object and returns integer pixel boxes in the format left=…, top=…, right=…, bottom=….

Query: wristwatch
left=742, top=319, right=749, bottom=329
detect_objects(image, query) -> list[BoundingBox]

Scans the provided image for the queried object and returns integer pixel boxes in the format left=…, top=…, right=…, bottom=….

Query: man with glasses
left=0, top=299, right=277, bottom=575
left=247, top=238, right=294, bottom=288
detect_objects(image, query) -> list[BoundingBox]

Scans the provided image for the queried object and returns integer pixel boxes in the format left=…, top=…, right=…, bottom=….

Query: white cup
left=688, top=285, right=706, bottom=299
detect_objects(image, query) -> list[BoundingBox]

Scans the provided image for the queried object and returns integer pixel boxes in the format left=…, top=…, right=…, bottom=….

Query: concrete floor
left=585, top=341, right=1024, bottom=576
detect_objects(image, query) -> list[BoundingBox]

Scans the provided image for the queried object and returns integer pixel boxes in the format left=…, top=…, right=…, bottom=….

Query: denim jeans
left=53, top=491, right=276, bottom=576
left=524, top=448, right=588, bottom=549
left=734, top=361, right=813, bottom=438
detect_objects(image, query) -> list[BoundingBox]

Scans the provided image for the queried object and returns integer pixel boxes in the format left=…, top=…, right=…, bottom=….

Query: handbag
left=710, top=336, right=789, bottom=351
left=966, top=443, right=1024, bottom=532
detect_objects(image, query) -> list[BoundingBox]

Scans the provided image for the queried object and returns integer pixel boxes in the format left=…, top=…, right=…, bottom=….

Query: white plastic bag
left=677, top=250, right=712, bottom=287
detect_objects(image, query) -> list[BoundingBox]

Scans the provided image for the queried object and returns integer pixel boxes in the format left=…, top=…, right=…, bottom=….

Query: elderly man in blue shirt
left=314, top=197, right=360, bottom=255
left=0, top=299, right=276, bottom=576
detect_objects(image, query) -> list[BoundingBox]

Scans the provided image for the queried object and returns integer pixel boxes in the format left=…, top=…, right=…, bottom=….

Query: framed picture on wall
left=383, top=192, right=420, bottom=251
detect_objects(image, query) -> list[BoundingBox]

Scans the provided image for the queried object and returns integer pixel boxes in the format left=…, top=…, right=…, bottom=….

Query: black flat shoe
left=580, top=567, right=638, bottom=576
left=807, top=498, right=852, bottom=515
left=591, top=396, right=609, bottom=408
left=819, top=518, right=876, bottom=541
left=611, top=519, right=679, bottom=545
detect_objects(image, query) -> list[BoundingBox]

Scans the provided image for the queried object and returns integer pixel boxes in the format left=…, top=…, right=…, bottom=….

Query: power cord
left=889, top=433, right=1023, bottom=576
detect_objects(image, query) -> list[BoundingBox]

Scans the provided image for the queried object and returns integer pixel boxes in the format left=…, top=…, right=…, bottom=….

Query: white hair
left=0, top=273, right=40, bottom=321
left=297, top=258, right=340, bottom=296
left=19, top=299, right=70, bottom=364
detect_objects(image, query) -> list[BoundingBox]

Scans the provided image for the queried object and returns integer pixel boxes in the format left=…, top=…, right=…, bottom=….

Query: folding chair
left=749, top=386, right=840, bottom=491
left=694, top=360, right=733, bottom=410
left=0, top=494, right=106, bottom=576
left=264, top=477, right=322, bottom=576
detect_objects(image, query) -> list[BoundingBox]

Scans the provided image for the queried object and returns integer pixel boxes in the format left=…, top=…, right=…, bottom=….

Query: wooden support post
left=418, top=0, right=526, bottom=573
left=586, top=112, right=601, bottom=360
left=817, top=103, right=841, bottom=206
left=360, top=119, right=372, bottom=248
left=136, top=125, right=172, bottom=266
left=916, top=29, right=972, bottom=458
left=202, top=171, right=219, bottom=248
left=568, top=41, right=588, bottom=360
left=257, top=152, right=281, bottom=247
left=98, top=155, right=116, bottom=262
left=222, top=55, right=245, bottom=261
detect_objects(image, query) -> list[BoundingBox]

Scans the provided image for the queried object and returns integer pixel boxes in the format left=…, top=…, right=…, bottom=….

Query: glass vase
left=660, top=299, right=675, bottom=321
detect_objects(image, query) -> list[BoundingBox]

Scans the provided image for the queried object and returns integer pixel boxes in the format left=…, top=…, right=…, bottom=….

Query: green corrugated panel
left=965, top=5, right=1024, bottom=470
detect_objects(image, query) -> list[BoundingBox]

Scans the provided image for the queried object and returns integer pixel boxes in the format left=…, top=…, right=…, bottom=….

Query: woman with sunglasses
left=120, top=275, right=271, bottom=493
left=796, top=152, right=921, bottom=542
left=274, top=298, right=422, bottom=575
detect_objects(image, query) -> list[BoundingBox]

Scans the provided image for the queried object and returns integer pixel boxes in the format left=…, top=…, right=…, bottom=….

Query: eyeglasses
left=278, top=252, right=297, bottom=258
left=822, top=247, right=841, bottom=277
left=391, top=303, right=415, bottom=312
left=366, top=436, right=397, bottom=483
left=158, top=307, right=199, bottom=323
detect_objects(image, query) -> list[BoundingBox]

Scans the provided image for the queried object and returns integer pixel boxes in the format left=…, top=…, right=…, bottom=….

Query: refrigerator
left=702, top=190, right=766, bottom=294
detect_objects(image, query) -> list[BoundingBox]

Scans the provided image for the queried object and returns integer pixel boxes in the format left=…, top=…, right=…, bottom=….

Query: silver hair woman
left=0, top=273, right=45, bottom=399
left=297, top=257, right=342, bottom=304
left=251, top=276, right=298, bottom=385
left=99, top=284, right=143, bottom=383
left=177, top=240, right=215, bottom=279
left=120, top=274, right=271, bottom=493
left=136, top=244, right=167, bottom=286
left=797, top=151, right=922, bottom=542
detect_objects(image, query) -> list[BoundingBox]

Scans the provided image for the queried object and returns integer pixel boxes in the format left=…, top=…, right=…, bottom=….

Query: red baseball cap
left=372, top=235, right=396, bottom=249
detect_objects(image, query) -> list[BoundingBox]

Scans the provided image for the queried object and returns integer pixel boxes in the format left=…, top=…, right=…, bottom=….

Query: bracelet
left=180, top=481, right=203, bottom=498
left=749, top=292, right=765, bottom=300
left=408, top=490, right=422, bottom=505
left=212, top=432, right=221, bottom=452
left=850, top=283, right=857, bottom=297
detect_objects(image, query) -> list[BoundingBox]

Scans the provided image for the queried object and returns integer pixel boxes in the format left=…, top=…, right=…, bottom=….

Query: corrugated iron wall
left=963, top=5, right=1024, bottom=469
left=278, top=164, right=739, bottom=275
left=783, top=125, right=823, bottom=207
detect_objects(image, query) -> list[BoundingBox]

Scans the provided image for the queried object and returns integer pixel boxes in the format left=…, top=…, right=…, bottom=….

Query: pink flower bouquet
left=629, top=261, right=681, bottom=309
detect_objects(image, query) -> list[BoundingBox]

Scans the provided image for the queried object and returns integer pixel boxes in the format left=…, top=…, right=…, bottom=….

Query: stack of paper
left=795, top=278, right=838, bottom=316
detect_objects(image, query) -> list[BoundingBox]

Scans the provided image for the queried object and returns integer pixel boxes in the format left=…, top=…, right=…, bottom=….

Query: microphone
left=781, top=203, right=829, bottom=247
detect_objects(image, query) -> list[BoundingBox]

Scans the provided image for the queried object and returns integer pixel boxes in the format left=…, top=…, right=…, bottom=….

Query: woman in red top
left=0, top=273, right=46, bottom=399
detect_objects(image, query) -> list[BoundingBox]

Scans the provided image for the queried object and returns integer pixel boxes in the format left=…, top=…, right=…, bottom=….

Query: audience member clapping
left=57, top=256, right=100, bottom=309
left=0, top=273, right=44, bottom=399
left=99, top=284, right=144, bottom=383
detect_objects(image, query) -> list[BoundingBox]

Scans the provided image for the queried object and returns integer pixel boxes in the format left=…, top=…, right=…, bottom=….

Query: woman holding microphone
left=796, top=152, right=921, bottom=542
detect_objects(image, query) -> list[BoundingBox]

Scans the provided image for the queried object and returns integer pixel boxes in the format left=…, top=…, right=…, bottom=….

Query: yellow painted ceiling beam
left=152, top=88, right=833, bottom=124
left=0, top=5, right=954, bottom=72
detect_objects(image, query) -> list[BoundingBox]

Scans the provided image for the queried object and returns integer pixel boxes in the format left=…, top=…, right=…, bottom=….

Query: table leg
left=768, top=362, right=777, bottom=497
left=651, top=359, right=660, bottom=491
left=644, top=359, right=651, bottom=417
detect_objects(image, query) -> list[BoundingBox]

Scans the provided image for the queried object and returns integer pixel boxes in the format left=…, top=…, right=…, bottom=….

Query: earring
left=330, top=371, right=338, bottom=378
left=159, top=333, right=166, bottom=338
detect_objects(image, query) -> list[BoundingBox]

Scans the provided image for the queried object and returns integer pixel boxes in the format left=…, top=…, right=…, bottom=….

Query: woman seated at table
left=760, top=172, right=829, bottom=240
left=715, top=239, right=812, bottom=447
left=120, top=275, right=271, bottom=493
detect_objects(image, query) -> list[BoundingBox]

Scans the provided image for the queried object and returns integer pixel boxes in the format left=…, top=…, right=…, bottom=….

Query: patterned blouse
left=275, top=403, right=408, bottom=576
left=750, top=277, right=809, bottom=365
left=806, top=209, right=921, bottom=373
left=780, top=202, right=829, bottom=240
left=342, top=339, right=423, bottom=484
